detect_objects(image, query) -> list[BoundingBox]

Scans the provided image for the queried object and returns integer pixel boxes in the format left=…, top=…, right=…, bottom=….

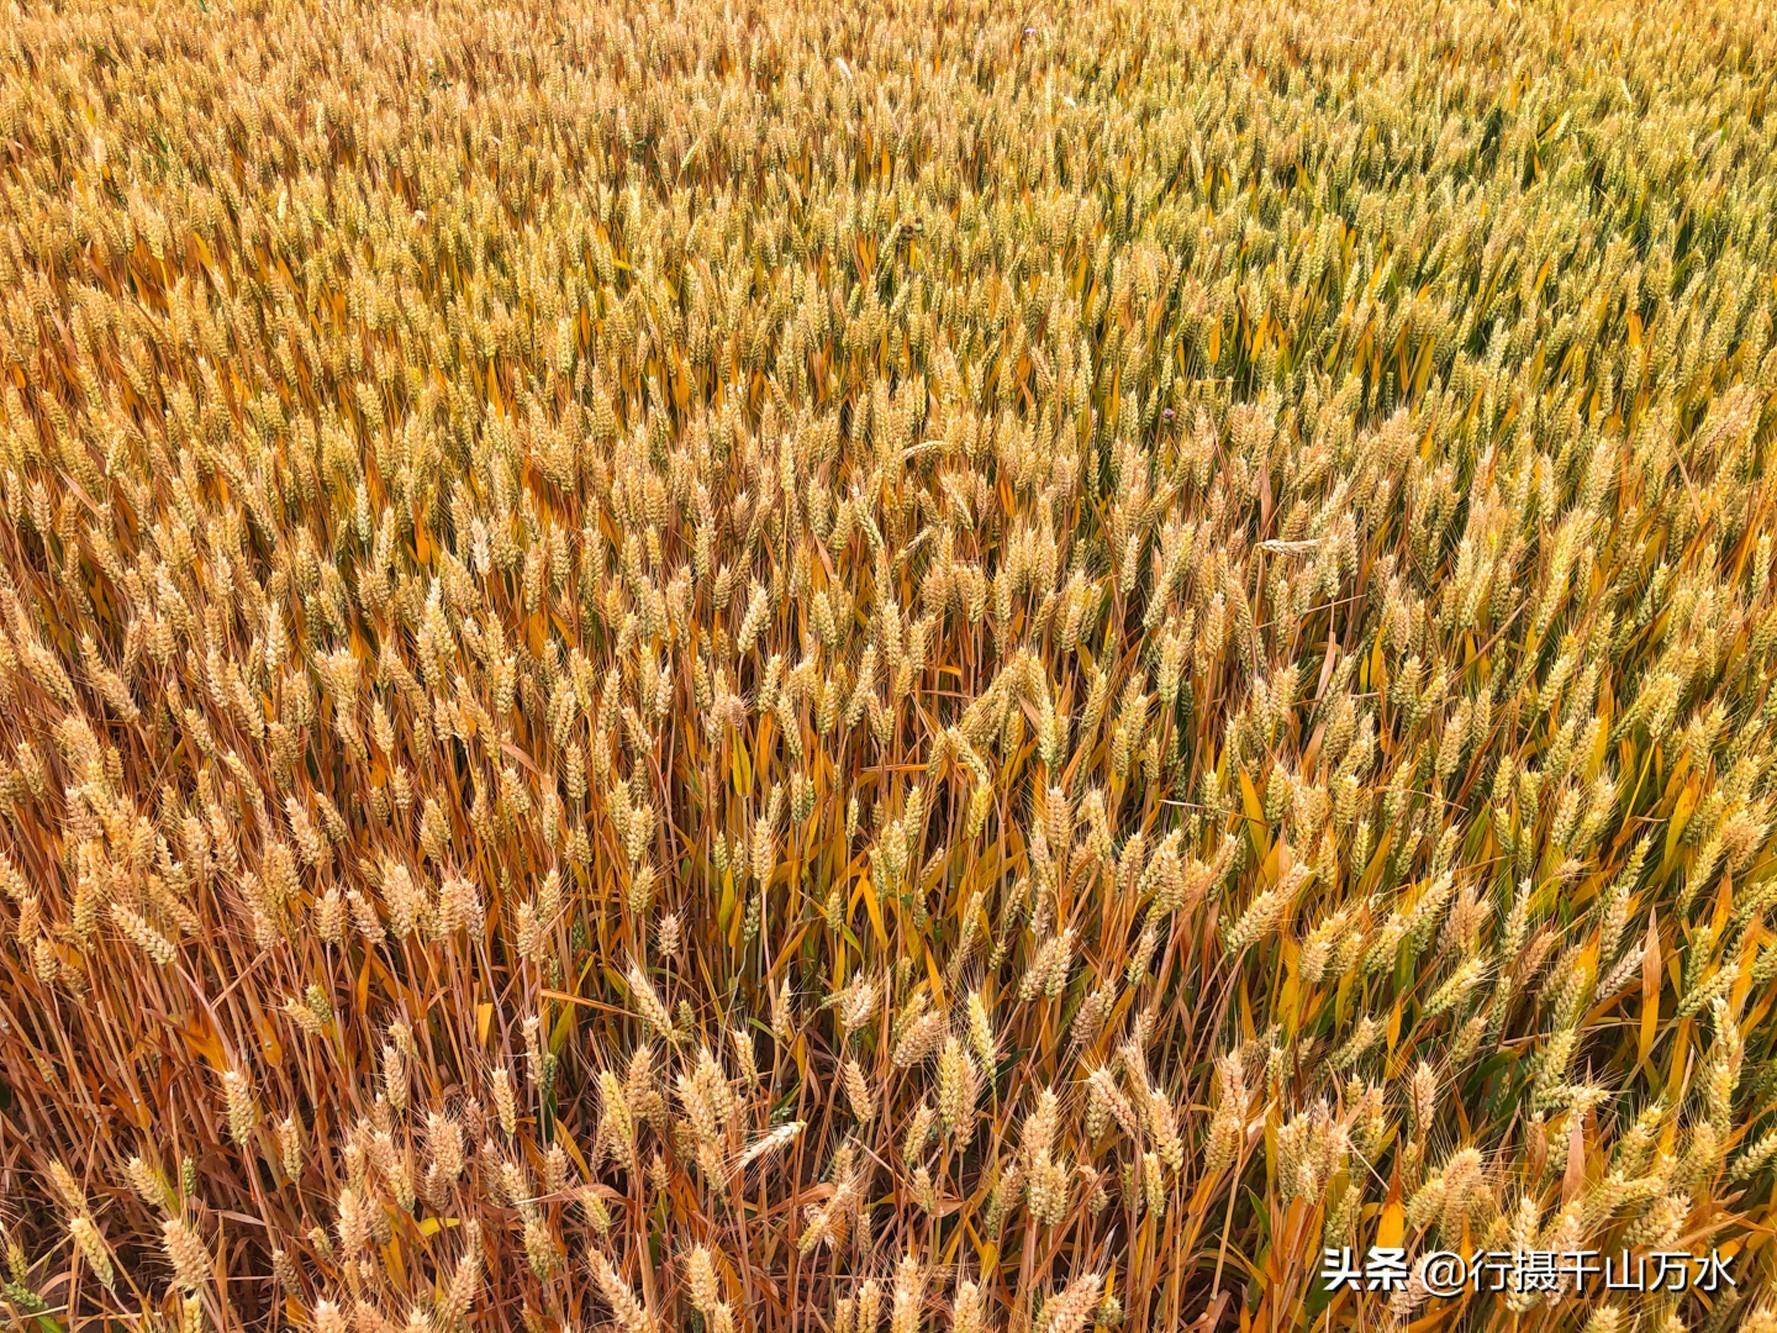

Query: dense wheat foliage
left=2, top=0, right=1777, bottom=1328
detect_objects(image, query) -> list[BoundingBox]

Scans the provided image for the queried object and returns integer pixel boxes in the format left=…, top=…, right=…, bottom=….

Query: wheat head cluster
left=0, top=0, right=1774, bottom=1329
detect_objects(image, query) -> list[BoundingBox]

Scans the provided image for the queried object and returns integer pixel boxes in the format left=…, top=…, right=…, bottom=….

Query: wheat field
left=0, top=0, right=1775, bottom=1328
